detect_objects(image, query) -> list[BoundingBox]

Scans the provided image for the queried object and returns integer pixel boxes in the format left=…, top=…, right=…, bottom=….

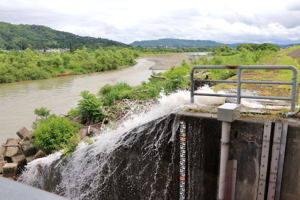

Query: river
left=0, top=58, right=157, bottom=143
left=0, top=53, right=208, bottom=143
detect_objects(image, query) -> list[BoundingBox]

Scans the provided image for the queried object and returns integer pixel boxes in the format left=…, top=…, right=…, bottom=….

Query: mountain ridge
left=130, top=38, right=297, bottom=48
left=130, top=38, right=224, bottom=48
left=0, top=22, right=127, bottom=50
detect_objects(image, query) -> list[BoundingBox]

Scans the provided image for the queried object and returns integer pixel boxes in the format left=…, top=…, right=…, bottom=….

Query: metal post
left=237, top=68, right=242, bottom=104
left=217, top=103, right=240, bottom=200
left=218, top=121, right=231, bottom=200
left=179, top=121, right=187, bottom=200
left=190, top=69, right=195, bottom=103
left=291, top=68, right=298, bottom=111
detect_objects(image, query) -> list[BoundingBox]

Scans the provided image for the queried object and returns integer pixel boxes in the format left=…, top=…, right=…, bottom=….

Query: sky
left=0, top=0, right=300, bottom=44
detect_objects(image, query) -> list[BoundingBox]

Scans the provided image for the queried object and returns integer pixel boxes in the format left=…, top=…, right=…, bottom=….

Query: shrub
left=213, top=46, right=236, bottom=56
left=33, top=116, right=82, bottom=154
left=61, top=135, right=81, bottom=156
left=99, top=83, right=133, bottom=105
left=68, top=108, right=79, bottom=118
left=34, top=107, right=50, bottom=118
left=78, top=91, right=105, bottom=124
left=33, top=107, right=51, bottom=129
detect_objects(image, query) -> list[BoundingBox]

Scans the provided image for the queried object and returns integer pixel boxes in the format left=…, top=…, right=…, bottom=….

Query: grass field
left=213, top=46, right=300, bottom=105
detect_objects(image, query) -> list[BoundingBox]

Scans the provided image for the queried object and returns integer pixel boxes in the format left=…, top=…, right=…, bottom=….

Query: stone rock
left=26, top=156, right=35, bottom=163
left=0, top=155, right=6, bottom=174
left=0, top=161, right=6, bottom=174
left=16, top=127, right=32, bottom=140
left=20, top=140, right=37, bottom=156
left=87, top=126, right=98, bottom=136
left=33, top=150, right=46, bottom=160
left=3, top=163, right=18, bottom=178
left=4, top=138, right=21, bottom=158
left=0, top=146, right=5, bottom=155
left=78, top=128, right=88, bottom=139
left=11, top=154, right=26, bottom=166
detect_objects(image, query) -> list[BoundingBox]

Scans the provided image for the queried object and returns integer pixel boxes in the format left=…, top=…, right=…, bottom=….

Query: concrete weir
left=179, top=111, right=300, bottom=200
left=18, top=111, right=300, bottom=200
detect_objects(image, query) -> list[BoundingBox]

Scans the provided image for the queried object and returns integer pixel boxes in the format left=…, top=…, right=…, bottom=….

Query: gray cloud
left=0, top=0, right=299, bottom=44
left=288, top=2, right=300, bottom=11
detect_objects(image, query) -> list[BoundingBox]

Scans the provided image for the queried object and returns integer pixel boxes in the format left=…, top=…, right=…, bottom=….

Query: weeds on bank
left=34, top=44, right=299, bottom=155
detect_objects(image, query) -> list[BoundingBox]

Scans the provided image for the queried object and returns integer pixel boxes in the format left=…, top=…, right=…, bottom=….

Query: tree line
left=213, top=43, right=280, bottom=56
left=0, top=47, right=139, bottom=83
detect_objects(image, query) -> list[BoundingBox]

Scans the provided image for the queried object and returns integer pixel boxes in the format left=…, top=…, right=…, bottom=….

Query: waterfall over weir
left=19, top=88, right=225, bottom=200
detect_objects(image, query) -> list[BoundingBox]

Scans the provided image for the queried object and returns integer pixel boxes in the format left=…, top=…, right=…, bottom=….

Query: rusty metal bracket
left=257, top=122, right=272, bottom=200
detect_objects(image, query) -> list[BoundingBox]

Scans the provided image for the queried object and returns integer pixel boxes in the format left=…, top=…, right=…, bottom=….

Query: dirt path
left=287, top=48, right=300, bottom=63
left=287, top=48, right=300, bottom=58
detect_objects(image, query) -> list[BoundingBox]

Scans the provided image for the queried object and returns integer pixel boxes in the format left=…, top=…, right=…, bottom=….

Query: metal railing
left=190, top=65, right=298, bottom=111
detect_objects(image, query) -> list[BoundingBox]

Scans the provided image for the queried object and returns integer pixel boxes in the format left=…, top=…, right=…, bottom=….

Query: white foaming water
left=241, top=99, right=290, bottom=110
left=19, top=151, right=62, bottom=188
left=19, top=87, right=225, bottom=199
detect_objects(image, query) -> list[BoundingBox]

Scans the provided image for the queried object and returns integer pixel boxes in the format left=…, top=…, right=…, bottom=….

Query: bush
left=99, top=83, right=133, bottom=105
left=33, top=107, right=51, bottom=129
left=61, top=135, right=81, bottom=156
left=78, top=91, right=105, bottom=124
left=68, top=108, right=79, bottom=118
left=34, top=107, right=50, bottom=118
left=33, top=116, right=82, bottom=154
left=213, top=46, right=236, bottom=56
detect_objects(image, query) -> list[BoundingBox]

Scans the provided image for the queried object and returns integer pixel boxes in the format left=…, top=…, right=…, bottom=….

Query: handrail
left=190, top=65, right=298, bottom=111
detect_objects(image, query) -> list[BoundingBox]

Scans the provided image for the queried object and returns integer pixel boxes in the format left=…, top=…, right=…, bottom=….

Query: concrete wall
left=281, top=121, right=300, bottom=200
left=16, top=112, right=300, bottom=200
left=180, top=113, right=265, bottom=200
left=180, top=112, right=300, bottom=200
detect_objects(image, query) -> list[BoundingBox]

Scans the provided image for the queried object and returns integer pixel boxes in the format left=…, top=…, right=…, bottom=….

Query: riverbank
left=0, top=58, right=150, bottom=143
left=0, top=48, right=139, bottom=84
left=2, top=45, right=297, bottom=181
left=144, top=52, right=207, bottom=70
left=0, top=53, right=196, bottom=143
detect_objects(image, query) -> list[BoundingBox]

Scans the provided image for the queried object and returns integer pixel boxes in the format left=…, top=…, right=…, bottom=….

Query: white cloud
left=0, top=0, right=300, bottom=44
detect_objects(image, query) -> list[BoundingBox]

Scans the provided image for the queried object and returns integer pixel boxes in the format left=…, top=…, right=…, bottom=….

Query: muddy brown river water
left=0, top=58, right=157, bottom=142
left=0, top=53, right=207, bottom=143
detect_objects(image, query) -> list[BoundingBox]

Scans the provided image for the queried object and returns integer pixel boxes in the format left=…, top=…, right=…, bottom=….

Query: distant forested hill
left=0, top=22, right=127, bottom=50
left=130, top=38, right=224, bottom=48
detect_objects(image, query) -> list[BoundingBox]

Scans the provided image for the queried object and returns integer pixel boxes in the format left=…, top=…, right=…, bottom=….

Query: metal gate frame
left=190, top=65, right=298, bottom=111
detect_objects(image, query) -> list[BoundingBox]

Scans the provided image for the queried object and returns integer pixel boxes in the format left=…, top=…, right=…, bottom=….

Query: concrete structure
left=13, top=112, right=300, bottom=199
left=180, top=112, right=300, bottom=200
left=0, top=177, right=66, bottom=200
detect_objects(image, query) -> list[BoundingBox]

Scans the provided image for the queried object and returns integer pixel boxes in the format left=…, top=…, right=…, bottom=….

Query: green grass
left=96, top=49, right=281, bottom=106
left=213, top=46, right=300, bottom=103
left=280, top=45, right=300, bottom=55
left=56, top=47, right=297, bottom=155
